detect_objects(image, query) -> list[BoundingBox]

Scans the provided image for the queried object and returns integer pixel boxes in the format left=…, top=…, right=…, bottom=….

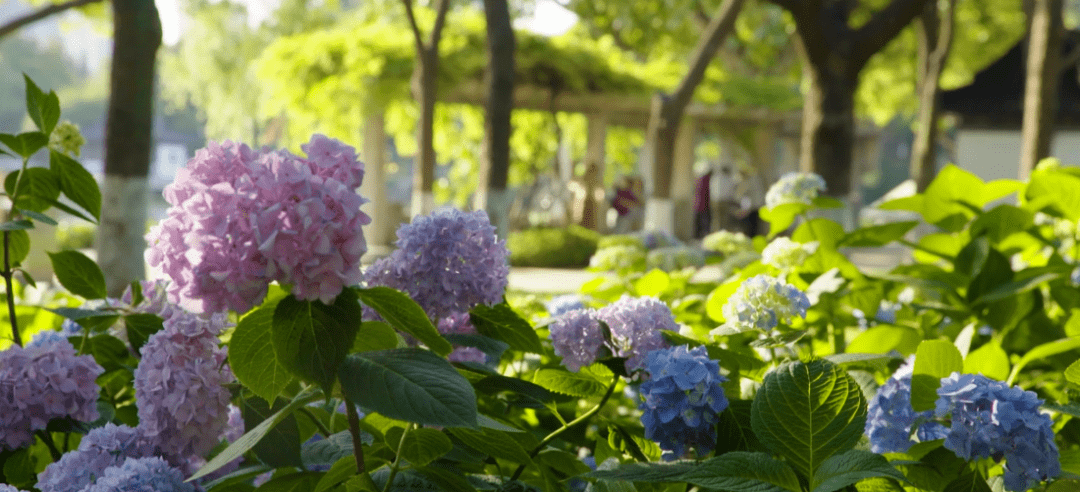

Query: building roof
left=941, top=32, right=1080, bottom=129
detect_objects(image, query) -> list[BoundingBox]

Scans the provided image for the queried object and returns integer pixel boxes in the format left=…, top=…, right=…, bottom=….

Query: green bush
left=55, top=222, right=96, bottom=250
left=508, top=225, right=600, bottom=268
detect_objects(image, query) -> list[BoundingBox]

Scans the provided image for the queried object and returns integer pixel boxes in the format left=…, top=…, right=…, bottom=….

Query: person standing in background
left=714, top=164, right=737, bottom=231
left=694, top=167, right=713, bottom=238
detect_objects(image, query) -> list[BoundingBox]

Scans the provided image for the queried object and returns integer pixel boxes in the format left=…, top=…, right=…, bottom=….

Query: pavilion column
left=582, top=113, right=608, bottom=231
left=670, top=118, right=698, bottom=240
left=753, top=123, right=780, bottom=187
left=361, top=112, right=393, bottom=257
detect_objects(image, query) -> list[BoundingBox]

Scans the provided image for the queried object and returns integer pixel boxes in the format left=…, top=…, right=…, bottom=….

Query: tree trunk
left=1020, top=0, right=1063, bottom=179
left=476, top=0, right=515, bottom=239
left=411, top=47, right=439, bottom=216
left=99, top=0, right=161, bottom=297
left=910, top=0, right=956, bottom=191
left=800, top=67, right=858, bottom=196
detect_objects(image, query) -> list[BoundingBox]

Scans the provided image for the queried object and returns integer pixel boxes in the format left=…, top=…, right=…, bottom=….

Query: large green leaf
left=1028, top=168, right=1080, bottom=221
left=123, top=313, right=163, bottom=356
left=751, top=359, right=867, bottom=480
left=397, top=427, right=452, bottom=467
left=241, top=395, right=304, bottom=468
left=338, top=348, right=478, bottom=428
left=847, top=326, right=922, bottom=356
left=794, top=218, right=845, bottom=250
left=469, top=302, right=543, bottom=354
left=50, top=150, right=101, bottom=220
left=963, top=342, right=1010, bottom=382
left=589, top=452, right=802, bottom=492
left=968, top=205, right=1032, bottom=243
left=6, top=167, right=59, bottom=213
left=761, top=202, right=809, bottom=238
left=6, top=229, right=30, bottom=266
left=353, top=321, right=404, bottom=352
left=356, top=286, right=452, bottom=356
left=272, top=290, right=361, bottom=393
left=1007, top=337, right=1080, bottom=385
left=256, top=471, right=324, bottom=492
left=48, top=250, right=107, bottom=299
left=449, top=426, right=532, bottom=464
left=532, top=367, right=610, bottom=397
left=230, top=301, right=294, bottom=402
left=810, top=450, right=906, bottom=492
left=1066, top=360, right=1080, bottom=385
left=839, top=221, right=919, bottom=247
left=0, top=132, right=48, bottom=159
left=911, top=340, right=964, bottom=412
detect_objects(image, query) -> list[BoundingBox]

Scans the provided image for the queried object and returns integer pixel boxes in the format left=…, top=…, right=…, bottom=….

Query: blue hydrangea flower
left=717, top=275, right=810, bottom=334
left=82, top=456, right=195, bottom=492
left=646, top=246, right=705, bottom=272
left=364, top=208, right=509, bottom=322
left=548, top=308, right=605, bottom=372
left=596, top=296, right=675, bottom=373
left=765, top=172, right=826, bottom=209
left=547, top=294, right=585, bottom=317
left=134, top=312, right=233, bottom=467
left=638, top=346, right=729, bottom=461
left=935, top=373, right=1060, bottom=492
left=634, top=230, right=682, bottom=250
left=0, top=485, right=27, bottom=492
left=1, top=335, right=103, bottom=450
left=865, top=362, right=949, bottom=453
left=874, top=300, right=900, bottom=324
left=37, top=424, right=157, bottom=492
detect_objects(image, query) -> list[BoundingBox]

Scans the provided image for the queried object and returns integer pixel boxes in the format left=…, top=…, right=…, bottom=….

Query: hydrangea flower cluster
left=635, top=230, right=682, bottom=250
left=596, top=296, right=674, bottom=372
left=764, top=172, right=826, bottom=209
left=702, top=230, right=753, bottom=256
left=865, top=362, right=948, bottom=454
left=37, top=424, right=157, bottom=492
left=935, top=373, right=1060, bottom=492
left=874, top=300, right=900, bottom=324
left=48, top=120, right=85, bottom=157
left=761, top=237, right=817, bottom=271
left=0, top=485, right=26, bottom=492
left=646, top=246, right=705, bottom=272
left=364, top=209, right=509, bottom=322
left=638, top=345, right=729, bottom=461
left=718, top=275, right=810, bottom=334
left=133, top=312, right=234, bottom=466
left=438, top=312, right=487, bottom=364
left=548, top=308, right=605, bottom=372
left=597, top=235, right=644, bottom=250
left=0, top=333, right=103, bottom=450
left=546, top=294, right=585, bottom=317
left=81, top=457, right=194, bottom=492
left=588, top=245, right=647, bottom=274
left=121, top=280, right=184, bottom=322
left=145, top=135, right=370, bottom=314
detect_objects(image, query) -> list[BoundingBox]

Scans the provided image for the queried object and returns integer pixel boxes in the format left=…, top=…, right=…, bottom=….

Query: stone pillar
left=360, top=112, right=393, bottom=258
left=670, top=118, right=698, bottom=240
left=583, top=113, right=608, bottom=232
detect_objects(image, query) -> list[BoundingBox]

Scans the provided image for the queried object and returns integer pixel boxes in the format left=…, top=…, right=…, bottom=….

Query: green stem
left=36, top=430, right=62, bottom=462
left=345, top=398, right=376, bottom=490
left=510, top=374, right=620, bottom=481
left=2, top=156, right=29, bottom=347
left=298, top=406, right=333, bottom=438
left=384, top=424, right=413, bottom=492
left=828, top=322, right=845, bottom=355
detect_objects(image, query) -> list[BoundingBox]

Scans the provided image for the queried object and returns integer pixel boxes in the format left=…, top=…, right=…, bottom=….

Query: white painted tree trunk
left=98, top=175, right=147, bottom=296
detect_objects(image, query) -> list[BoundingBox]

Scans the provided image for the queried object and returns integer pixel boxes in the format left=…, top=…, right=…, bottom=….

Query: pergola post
left=670, top=118, right=699, bottom=240
left=361, top=112, right=393, bottom=257
left=583, top=113, right=608, bottom=231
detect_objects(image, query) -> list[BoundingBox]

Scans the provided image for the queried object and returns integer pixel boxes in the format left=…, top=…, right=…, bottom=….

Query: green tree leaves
left=272, top=290, right=362, bottom=393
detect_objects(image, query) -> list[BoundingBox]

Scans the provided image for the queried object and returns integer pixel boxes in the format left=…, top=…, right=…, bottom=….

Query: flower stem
left=36, top=430, right=62, bottom=461
left=345, top=397, right=376, bottom=490
left=4, top=231, right=20, bottom=347
left=384, top=423, right=412, bottom=492
left=510, top=373, right=620, bottom=481
left=298, top=406, right=333, bottom=438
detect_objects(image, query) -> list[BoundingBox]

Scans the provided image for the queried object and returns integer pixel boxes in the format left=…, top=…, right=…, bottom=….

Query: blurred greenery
left=508, top=225, right=600, bottom=268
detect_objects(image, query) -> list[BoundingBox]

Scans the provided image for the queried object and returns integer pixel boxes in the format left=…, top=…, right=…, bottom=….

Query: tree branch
left=429, top=0, right=450, bottom=47
left=668, top=0, right=746, bottom=111
left=400, top=0, right=426, bottom=51
left=851, top=0, right=931, bottom=68
left=0, top=0, right=104, bottom=40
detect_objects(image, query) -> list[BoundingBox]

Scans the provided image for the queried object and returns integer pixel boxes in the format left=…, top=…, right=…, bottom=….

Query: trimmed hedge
left=508, top=225, right=601, bottom=268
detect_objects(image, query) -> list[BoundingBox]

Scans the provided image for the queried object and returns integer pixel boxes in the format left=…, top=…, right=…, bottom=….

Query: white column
left=360, top=112, right=393, bottom=256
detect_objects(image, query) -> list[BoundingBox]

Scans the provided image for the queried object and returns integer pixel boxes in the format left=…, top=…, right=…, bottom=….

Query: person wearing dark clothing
left=694, top=170, right=712, bottom=239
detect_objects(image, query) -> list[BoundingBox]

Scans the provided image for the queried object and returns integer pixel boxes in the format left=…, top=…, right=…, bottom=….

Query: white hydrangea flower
left=765, top=172, right=826, bottom=209
left=702, top=230, right=753, bottom=256
left=761, top=237, right=818, bottom=271
left=713, top=275, right=810, bottom=335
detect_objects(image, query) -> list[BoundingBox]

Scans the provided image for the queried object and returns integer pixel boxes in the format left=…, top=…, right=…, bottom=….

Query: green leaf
left=0, top=132, right=48, bottom=158
left=750, top=359, right=867, bottom=480
left=303, top=430, right=372, bottom=470
left=5, top=167, right=60, bottom=213
left=123, top=313, right=163, bottom=355
left=338, top=348, right=479, bottom=428
left=47, top=250, right=107, bottom=299
left=352, top=321, right=404, bottom=352
left=1007, top=337, right=1080, bottom=386
left=24, top=74, right=46, bottom=131
left=189, top=389, right=321, bottom=482
left=706, top=279, right=742, bottom=323
left=256, top=471, right=323, bottom=492
left=230, top=302, right=295, bottom=402
left=273, top=290, right=362, bottom=393
left=398, top=427, right=453, bottom=466
left=356, top=286, right=452, bottom=356
left=969, top=205, right=1032, bottom=243
left=840, top=221, right=918, bottom=247
left=794, top=218, right=845, bottom=250
left=911, top=340, right=964, bottom=412
left=449, top=426, right=532, bottom=464
left=589, top=452, right=802, bottom=492
left=533, top=367, right=609, bottom=397
left=633, top=269, right=670, bottom=297
left=314, top=456, right=359, bottom=492
left=414, top=466, right=478, bottom=492
left=82, top=333, right=133, bottom=372
left=810, top=450, right=906, bottom=492
left=972, top=271, right=1063, bottom=305
left=942, top=471, right=992, bottom=492
left=6, top=229, right=30, bottom=266
left=18, top=209, right=56, bottom=225
left=242, top=396, right=304, bottom=468
left=761, top=202, right=808, bottom=238
left=847, top=326, right=922, bottom=356
left=50, top=150, right=101, bottom=220
left=922, top=165, right=985, bottom=224
left=1065, top=360, right=1080, bottom=385
left=1028, top=168, right=1080, bottom=221
left=0, top=219, right=33, bottom=231
left=963, top=342, right=1010, bottom=381
left=469, top=302, right=543, bottom=354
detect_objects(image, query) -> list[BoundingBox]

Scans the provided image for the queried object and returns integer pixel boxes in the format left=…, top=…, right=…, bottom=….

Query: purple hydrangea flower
left=438, top=312, right=486, bottom=364
left=0, top=485, right=26, bottom=492
left=935, top=373, right=1060, bottom=492
left=718, top=275, right=810, bottom=334
left=134, top=312, right=234, bottom=466
left=0, top=335, right=103, bottom=451
left=184, top=404, right=245, bottom=480
left=364, top=208, right=509, bottom=322
left=638, top=345, right=729, bottom=461
left=546, top=294, right=585, bottom=317
left=82, top=456, right=195, bottom=492
left=37, top=424, right=156, bottom=492
left=548, top=308, right=605, bottom=372
left=865, top=362, right=948, bottom=454
left=145, top=136, right=370, bottom=314
left=120, top=279, right=184, bottom=322
left=596, top=296, right=674, bottom=373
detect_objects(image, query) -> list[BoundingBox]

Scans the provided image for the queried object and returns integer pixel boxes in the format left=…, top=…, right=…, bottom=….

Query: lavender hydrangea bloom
left=865, top=362, right=948, bottom=453
left=82, top=457, right=195, bottom=492
left=546, top=294, right=585, bottom=317
left=764, top=172, right=826, bottom=209
left=638, top=346, right=729, bottom=461
left=134, top=312, right=233, bottom=466
left=145, top=136, right=370, bottom=314
left=935, top=373, right=1060, bottom=491
left=365, top=209, right=509, bottom=321
left=0, top=335, right=103, bottom=450
left=596, top=296, right=674, bottom=372
left=184, top=404, right=245, bottom=480
left=37, top=424, right=156, bottom=492
left=0, top=485, right=26, bottom=492
left=548, top=308, right=605, bottom=372
left=718, top=275, right=810, bottom=334
left=438, top=312, right=487, bottom=364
